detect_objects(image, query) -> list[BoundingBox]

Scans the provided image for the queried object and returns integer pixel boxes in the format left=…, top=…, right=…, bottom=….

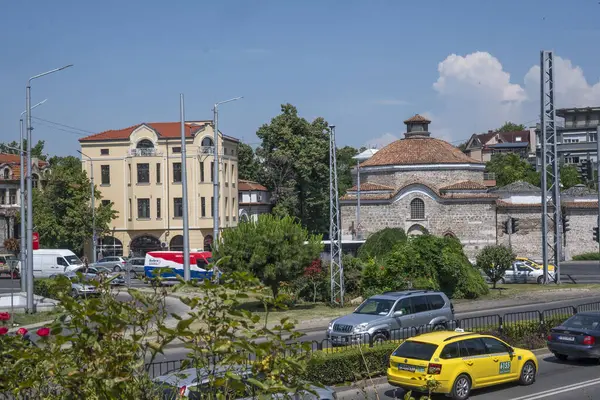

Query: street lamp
left=212, top=96, right=243, bottom=244
left=26, top=64, right=73, bottom=313
left=18, top=99, right=47, bottom=293
left=352, top=148, right=378, bottom=240
left=77, top=150, right=96, bottom=264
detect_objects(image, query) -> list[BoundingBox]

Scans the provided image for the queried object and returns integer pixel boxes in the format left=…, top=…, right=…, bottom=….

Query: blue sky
left=2, top=0, right=600, bottom=156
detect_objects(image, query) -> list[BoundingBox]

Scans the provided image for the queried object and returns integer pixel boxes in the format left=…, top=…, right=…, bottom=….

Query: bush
left=304, top=342, right=399, bottom=385
left=33, top=278, right=70, bottom=300
left=357, top=228, right=407, bottom=261
left=573, top=252, right=600, bottom=261
left=476, top=245, right=514, bottom=289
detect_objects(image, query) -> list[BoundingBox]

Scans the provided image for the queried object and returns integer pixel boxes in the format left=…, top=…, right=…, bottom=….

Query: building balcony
left=199, top=146, right=215, bottom=156
left=128, top=148, right=162, bottom=157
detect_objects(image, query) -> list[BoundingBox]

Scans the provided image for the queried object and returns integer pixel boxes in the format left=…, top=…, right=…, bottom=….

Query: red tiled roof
left=360, top=137, right=484, bottom=167
left=79, top=121, right=213, bottom=142
left=239, top=180, right=268, bottom=191
left=440, top=180, right=488, bottom=191
left=348, top=182, right=395, bottom=192
left=0, top=154, right=48, bottom=179
left=0, top=154, right=21, bottom=164
left=404, top=114, right=431, bottom=124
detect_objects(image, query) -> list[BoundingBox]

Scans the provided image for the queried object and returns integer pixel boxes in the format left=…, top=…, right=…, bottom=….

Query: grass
left=11, top=310, right=62, bottom=327
left=476, top=283, right=600, bottom=301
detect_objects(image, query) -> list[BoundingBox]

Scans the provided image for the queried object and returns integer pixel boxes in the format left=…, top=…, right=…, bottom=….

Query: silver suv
left=327, top=290, right=454, bottom=345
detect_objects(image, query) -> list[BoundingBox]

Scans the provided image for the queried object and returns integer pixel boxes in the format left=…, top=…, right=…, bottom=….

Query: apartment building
left=464, top=129, right=536, bottom=163
left=79, top=121, right=239, bottom=258
left=238, top=180, right=272, bottom=222
left=535, top=107, right=599, bottom=180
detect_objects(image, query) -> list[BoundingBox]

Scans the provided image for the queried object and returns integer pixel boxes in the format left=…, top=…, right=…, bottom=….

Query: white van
left=32, top=249, right=83, bottom=278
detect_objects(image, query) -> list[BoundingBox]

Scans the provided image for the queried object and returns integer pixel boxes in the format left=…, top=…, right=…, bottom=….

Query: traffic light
left=502, top=219, right=511, bottom=234
left=511, top=218, right=520, bottom=234
left=594, top=226, right=599, bottom=243
left=563, top=215, right=570, bottom=233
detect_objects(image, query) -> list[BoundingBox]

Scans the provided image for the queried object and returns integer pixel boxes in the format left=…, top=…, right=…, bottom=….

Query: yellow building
left=79, top=121, right=239, bottom=257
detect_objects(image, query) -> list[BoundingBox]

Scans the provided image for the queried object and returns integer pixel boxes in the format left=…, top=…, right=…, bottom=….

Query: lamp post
left=18, top=99, right=47, bottom=293
left=352, top=149, right=378, bottom=240
left=179, top=94, right=190, bottom=281
left=77, top=150, right=96, bottom=264
left=212, top=97, right=243, bottom=245
left=26, top=64, right=73, bottom=313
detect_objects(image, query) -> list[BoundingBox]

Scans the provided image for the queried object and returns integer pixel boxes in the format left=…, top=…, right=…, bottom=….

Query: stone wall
left=358, top=169, right=484, bottom=189
left=564, top=209, right=598, bottom=259
left=496, top=207, right=550, bottom=260
left=341, top=193, right=496, bottom=259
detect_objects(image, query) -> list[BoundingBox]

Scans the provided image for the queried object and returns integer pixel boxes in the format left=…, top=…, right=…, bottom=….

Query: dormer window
left=2, top=168, right=9, bottom=179
left=201, top=137, right=214, bottom=147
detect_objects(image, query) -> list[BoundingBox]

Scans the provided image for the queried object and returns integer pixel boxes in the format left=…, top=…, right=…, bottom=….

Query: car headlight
left=353, top=323, right=369, bottom=333
left=328, top=321, right=334, bottom=330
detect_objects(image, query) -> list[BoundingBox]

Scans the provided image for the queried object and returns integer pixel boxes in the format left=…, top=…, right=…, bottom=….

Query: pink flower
left=16, top=327, right=28, bottom=336
left=0, top=327, right=8, bottom=335
left=0, top=312, right=10, bottom=321
left=36, top=327, right=50, bottom=337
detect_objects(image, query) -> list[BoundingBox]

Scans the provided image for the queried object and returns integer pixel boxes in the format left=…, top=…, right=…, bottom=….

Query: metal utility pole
left=329, top=126, right=344, bottom=306
left=597, top=125, right=600, bottom=258
left=77, top=151, right=96, bottom=264
left=355, top=158, right=361, bottom=239
left=25, top=64, right=73, bottom=313
left=18, top=99, right=46, bottom=293
left=212, top=97, right=243, bottom=245
left=180, top=94, right=190, bottom=281
left=540, top=51, right=561, bottom=285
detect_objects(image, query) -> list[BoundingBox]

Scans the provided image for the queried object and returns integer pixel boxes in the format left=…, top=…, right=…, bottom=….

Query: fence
left=144, top=301, right=600, bottom=378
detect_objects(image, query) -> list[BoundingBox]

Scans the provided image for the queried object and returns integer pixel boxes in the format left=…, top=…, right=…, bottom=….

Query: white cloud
left=430, top=51, right=600, bottom=142
left=365, top=132, right=399, bottom=148
left=374, top=99, right=410, bottom=106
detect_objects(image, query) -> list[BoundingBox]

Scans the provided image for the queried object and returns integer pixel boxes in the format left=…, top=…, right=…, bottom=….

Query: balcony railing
left=199, top=146, right=215, bottom=156
left=128, top=148, right=162, bottom=157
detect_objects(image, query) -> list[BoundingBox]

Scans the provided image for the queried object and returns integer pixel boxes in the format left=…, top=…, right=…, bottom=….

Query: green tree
left=456, top=141, right=468, bottom=153
left=214, top=214, right=323, bottom=297
left=357, top=227, right=407, bottom=261
left=476, top=245, right=515, bottom=289
left=33, top=156, right=117, bottom=254
left=0, top=139, right=47, bottom=161
left=256, top=104, right=330, bottom=233
left=336, top=145, right=360, bottom=195
left=497, top=122, right=526, bottom=132
left=560, top=164, right=581, bottom=189
left=486, top=153, right=539, bottom=187
left=237, top=142, right=260, bottom=181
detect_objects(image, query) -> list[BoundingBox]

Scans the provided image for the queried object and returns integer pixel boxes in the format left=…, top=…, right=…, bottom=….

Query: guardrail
left=143, top=300, right=598, bottom=378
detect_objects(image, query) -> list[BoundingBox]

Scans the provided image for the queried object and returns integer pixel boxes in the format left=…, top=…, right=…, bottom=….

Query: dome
left=360, top=136, right=483, bottom=167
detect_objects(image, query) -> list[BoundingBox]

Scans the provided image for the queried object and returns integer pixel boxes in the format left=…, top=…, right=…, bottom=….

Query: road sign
left=32, top=232, right=39, bottom=250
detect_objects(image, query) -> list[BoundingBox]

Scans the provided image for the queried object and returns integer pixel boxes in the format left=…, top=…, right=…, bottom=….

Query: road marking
left=510, top=377, right=600, bottom=400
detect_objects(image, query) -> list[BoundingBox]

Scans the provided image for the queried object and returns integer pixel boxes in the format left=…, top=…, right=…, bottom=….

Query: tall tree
left=0, top=140, right=47, bottom=161
left=33, top=156, right=117, bottom=254
left=336, top=145, right=359, bottom=195
left=256, top=104, right=331, bottom=234
left=559, top=164, right=581, bottom=189
left=497, top=122, right=526, bottom=132
left=486, top=153, right=539, bottom=187
left=237, top=142, right=260, bottom=181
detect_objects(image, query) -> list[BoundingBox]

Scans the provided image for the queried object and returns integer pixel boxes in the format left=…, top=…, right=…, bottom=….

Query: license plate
left=558, top=335, right=575, bottom=342
left=398, top=363, right=425, bottom=373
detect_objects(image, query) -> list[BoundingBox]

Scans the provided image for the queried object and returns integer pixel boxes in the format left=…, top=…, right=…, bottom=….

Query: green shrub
left=304, top=342, right=399, bottom=385
left=358, top=228, right=407, bottom=261
left=573, top=252, right=600, bottom=261
left=33, top=278, right=70, bottom=300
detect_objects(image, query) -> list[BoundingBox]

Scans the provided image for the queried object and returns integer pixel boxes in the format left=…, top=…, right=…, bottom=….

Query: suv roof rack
left=382, top=290, right=431, bottom=296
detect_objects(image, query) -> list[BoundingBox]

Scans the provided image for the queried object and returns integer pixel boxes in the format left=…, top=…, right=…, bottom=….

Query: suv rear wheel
left=113, top=265, right=122, bottom=272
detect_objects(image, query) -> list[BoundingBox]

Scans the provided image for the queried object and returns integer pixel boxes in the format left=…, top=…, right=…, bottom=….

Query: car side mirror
left=508, top=347, right=514, bottom=356
left=393, top=310, right=403, bottom=317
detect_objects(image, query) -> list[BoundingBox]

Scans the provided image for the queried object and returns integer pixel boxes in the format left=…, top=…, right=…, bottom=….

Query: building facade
left=341, top=115, right=599, bottom=261
left=535, top=107, right=599, bottom=181
left=464, top=129, right=536, bottom=164
left=79, top=121, right=239, bottom=258
left=238, top=180, right=272, bottom=222
left=0, top=154, right=48, bottom=252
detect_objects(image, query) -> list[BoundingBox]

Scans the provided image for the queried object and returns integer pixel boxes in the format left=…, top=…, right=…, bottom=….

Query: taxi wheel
left=537, top=276, right=544, bottom=285
left=519, top=361, right=536, bottom=385
left=451, top=374, right=471, bottom=400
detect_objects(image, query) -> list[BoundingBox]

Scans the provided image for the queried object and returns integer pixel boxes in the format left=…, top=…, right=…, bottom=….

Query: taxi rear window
left=392, top=341, right=438, bottom=361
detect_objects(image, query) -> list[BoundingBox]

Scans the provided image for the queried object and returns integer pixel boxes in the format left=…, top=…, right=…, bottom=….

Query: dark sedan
left=547, top=312, right=600, bottom=361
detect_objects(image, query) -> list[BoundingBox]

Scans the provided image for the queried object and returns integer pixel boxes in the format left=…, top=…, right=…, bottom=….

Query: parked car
left=547, top=312, right=600, bottom=361
left=0, top=254, right=19, bottom=278
left=33, top=249, right=83, bottom=277
left=516, top=256, right=556, bottom=272
left=125, top=257, right=145, bottom=278
left=501, top=261, right=554, bottom=285
left=92, top=256, right=128, bottom=272
left=387, top=329, right=538, bottom=399
left=75, top=266, right=125, bottom=286
left=326, top=290, right=454, bottom=346
left=63, top=271, right=98, bottom=298
left=153, top=366, right=337, bottom=399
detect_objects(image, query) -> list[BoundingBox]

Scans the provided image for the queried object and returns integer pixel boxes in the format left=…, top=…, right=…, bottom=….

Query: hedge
left=33, top=278, right=70, bottom=300
left=305, top=316, right=572, bottom=386
left=304, top=342, right=399, bottom=385
left=572, top=252, right=600, bottom=261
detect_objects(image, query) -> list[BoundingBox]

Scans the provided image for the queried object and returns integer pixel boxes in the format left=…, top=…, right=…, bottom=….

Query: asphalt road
left=338, top=352, right=600, bottom=399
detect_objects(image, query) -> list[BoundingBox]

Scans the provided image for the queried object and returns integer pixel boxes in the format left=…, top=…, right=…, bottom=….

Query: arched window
left=169, top=235, right=184, bottom=251
left=410, top=198, right=425, bottom=220
left=98, top=236, right=123, bottom=257
left=201, top=137, right=214, bottom=147
left=136, top=139, right=154, bottom=149
left=130, top=235, right=161, bottom=257
left=3, top=168, right=9, bottom=179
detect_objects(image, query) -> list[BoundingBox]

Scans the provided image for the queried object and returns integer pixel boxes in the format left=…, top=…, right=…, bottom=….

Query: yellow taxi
left=387, top=329, right=538, bottom=400
left=516, top=256, right=555, bottom=272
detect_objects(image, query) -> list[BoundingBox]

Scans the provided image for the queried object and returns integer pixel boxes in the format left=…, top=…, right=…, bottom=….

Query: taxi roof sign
left=454, top=328, right=465, bottom=333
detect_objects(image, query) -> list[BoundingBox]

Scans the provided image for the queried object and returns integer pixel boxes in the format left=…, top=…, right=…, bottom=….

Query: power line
left=33, top=120, right=89, bottom=137
left=31, top=117, right=95, bottom=135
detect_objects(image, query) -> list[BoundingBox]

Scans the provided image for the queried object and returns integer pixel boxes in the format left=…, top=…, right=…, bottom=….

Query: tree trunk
left=271, top=283, right=279, bottom=298
left=313, top=282, right=317, bottom=303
